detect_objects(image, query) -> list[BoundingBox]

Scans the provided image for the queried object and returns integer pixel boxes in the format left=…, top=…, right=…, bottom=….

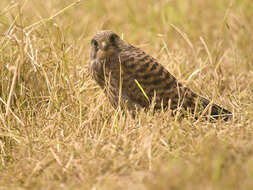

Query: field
left=0, top=0, right=253, bottom=189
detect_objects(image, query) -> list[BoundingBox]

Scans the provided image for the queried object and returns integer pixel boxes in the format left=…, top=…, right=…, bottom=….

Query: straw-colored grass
left=0, top=0, right=253, bottom=189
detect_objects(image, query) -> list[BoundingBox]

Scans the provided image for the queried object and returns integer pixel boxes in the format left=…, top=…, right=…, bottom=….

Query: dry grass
left=0, top=0, right=253, bottom=189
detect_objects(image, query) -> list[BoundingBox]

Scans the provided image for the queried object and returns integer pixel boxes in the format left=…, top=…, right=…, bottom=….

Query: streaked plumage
left=89, top=30, right=232, bottom=120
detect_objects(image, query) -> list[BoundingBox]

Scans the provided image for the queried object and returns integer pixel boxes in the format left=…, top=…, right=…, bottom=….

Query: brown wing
left=118, top=45, right=195, bottom=111
left=118, top=45, right=232, bottom=119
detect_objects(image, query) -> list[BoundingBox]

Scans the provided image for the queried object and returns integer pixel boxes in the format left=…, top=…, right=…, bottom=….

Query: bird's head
left=90, top=30, right=124, bottom=60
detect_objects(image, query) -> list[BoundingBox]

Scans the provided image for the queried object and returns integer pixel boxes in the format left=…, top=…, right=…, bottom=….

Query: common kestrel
left=89, top=30, right=232, bottom=120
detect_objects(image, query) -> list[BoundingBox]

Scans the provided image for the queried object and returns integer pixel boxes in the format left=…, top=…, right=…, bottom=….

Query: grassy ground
left=0, top=0, right=253, bottom=189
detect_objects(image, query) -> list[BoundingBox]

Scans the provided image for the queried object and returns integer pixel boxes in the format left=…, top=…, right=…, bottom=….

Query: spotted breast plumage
left=89, top=30, right=232, bottom=120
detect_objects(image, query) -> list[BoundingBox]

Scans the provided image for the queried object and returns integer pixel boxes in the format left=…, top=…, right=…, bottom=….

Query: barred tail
left=200, top=96, right=232, bottom=121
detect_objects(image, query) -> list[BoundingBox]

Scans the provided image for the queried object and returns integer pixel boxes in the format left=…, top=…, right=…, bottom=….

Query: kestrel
left=89, top=30, right=232, bottom=120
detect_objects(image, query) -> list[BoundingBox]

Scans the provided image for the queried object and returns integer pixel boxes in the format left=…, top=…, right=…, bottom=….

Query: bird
left=88, top=30, right=232, bottom=120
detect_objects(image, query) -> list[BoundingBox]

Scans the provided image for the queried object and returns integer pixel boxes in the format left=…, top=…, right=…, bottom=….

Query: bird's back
left=118, top=46, right=231, bottom=119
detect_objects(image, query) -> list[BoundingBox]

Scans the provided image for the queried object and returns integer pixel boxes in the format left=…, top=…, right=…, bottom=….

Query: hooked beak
left=101, top=41, right=108, bottom=51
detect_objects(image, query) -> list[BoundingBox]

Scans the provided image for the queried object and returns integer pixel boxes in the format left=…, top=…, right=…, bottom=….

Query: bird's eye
left=91, top=39, right=98, bottom=47
left=109, top=34, right=118, bottom=43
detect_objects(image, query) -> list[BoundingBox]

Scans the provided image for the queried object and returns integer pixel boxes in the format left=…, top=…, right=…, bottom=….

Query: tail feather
left=200, top=96, right=232, bottom=121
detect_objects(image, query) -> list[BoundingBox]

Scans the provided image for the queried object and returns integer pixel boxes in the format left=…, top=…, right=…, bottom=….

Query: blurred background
left=0, top=0, right=253, bottom=189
